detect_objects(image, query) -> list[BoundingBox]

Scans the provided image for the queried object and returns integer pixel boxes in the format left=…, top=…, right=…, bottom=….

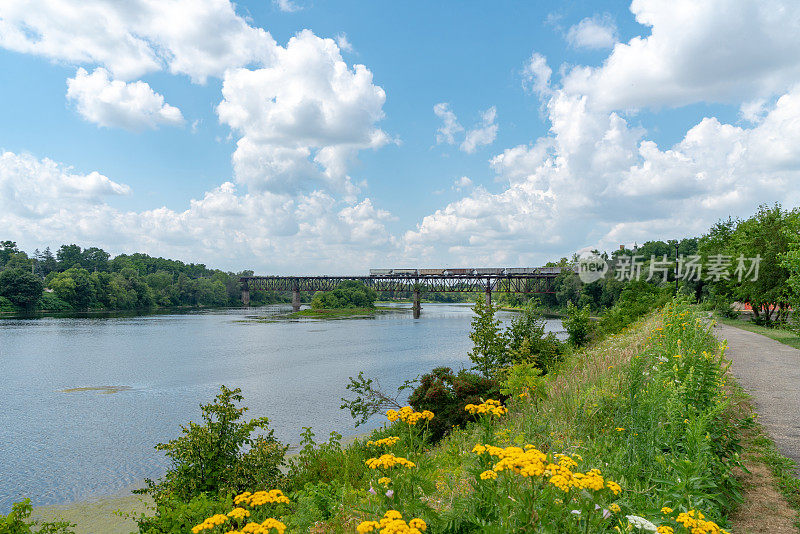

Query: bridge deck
left=240, top=273, right=558, bottom=293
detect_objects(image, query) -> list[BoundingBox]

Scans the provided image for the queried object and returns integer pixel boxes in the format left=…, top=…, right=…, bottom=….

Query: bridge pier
left=485, top=287, right=492, bottom=307
left=242, top=288, right=250, bottom=307
left=292, top=288, right=300, bottom=312
left=412, top=289, right=421, bottom=319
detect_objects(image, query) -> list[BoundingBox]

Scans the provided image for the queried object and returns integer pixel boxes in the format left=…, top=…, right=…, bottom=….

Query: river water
left=0, top=303, right=563, bottom=512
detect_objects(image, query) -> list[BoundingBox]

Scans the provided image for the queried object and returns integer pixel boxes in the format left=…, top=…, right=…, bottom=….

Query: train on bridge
left=367, top=267, right=568, bottom=276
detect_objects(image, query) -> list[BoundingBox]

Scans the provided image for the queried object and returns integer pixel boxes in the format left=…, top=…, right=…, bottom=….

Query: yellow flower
left=615, top=427, right=625, bottom=432
left=378, top=477, right=391, bottom=486
left=365, top=453, right=416, bottom=469
left=479, top=470, right=498, bottom=480
left=609, top=503, right=621, bottom=513
left=656, top=527, right=673, bottom=534
left=661, top=507, right=673, bottom=515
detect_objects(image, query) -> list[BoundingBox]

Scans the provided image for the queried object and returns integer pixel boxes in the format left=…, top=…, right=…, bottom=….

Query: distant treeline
left=0, top=243, right=286, bottom=313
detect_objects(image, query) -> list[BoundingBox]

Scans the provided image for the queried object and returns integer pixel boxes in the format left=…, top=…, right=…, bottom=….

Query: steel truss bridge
left=240, top=272, right=559, bottom=318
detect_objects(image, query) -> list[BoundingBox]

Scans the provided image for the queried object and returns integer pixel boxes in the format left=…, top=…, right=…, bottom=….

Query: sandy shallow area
left=31, top=482, right=152, bottom=534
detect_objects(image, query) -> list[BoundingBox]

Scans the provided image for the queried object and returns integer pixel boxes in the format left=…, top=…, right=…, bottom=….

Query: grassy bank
left=290, top=306, right=395, bottom=318
left=163, top=299, right=750, bottom=533
left=715, top=316, right=800, bottom=350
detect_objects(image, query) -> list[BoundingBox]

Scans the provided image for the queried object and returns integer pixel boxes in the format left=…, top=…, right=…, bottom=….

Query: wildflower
left=661, top=507, right=673, bottom=515
left=365, top=453, right=416, bottom=469
left=626, top=515, right=657, bottom=532
left=464, top=399, right=508, bottom=417
left=191, top=514, right=228, bottom=533
left=480, top=470, right=498, bottom=480
left=615, top=427, right=625, bottom=432
left=367, top=436, right=400, bottom=447
left=609, top=503, right=621, bottom=513
left=378, top=476, right=391, bottom=486
left=656, top=527, right=673, bottom=534
left=227, top=507, right=250, bottom=520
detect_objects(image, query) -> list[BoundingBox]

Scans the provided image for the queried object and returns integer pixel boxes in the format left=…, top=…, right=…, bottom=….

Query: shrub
left=597, top=281, right=672, bottom=335
left=467, top=297, right=507, bottom=376
left=0, top=498, right=74, bottom=534
left=563, top=301, right=593, bottom=346
left=135, top=494, right=231, bottom=534
left=137, top=386, right=287, bottom=506
left=36, top=292, right=72, bottom=311
left=408, top=367, right=506, bottom=442
left=505, top=299, right=563, bottom=372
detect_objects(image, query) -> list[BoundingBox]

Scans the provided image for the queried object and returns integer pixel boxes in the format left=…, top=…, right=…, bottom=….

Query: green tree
left=56, top=244, right=85, bottom=271
left=563, top=301, right=593, bottom=347
left=0, top=498, right=74, bottom=533
left=0, top=269, right=43, bottom=310
left=467, top=296, right=507, bottom=377
left=48, top=268, right=95, bottom=309
left=504, top=299, right=562, bottom=371
left=140, top=386, right=287, bottom=504
left=0, top=240, right=19, bottom=269
left=311, top=280, right=377, bottom=309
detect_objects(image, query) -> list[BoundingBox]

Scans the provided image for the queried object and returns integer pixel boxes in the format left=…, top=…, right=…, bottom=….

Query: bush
left=408, top=367, right=506, bottom=442
left=36, top=292, right=72, bottom=311
left=137, top=386, right=287, bottom=506
left=0, top=498, right=74, bottom=534
left=597, top=281, right=672, bottom=336
left=563, top=301, right=593, bottom=346
left=505, top=299, right=563, bottom=372
left=135, top=494, right=231, bottom=534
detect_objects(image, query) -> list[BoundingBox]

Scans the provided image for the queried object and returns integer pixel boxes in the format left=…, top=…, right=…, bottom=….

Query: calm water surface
left=0, top=303, right=563, bottom=512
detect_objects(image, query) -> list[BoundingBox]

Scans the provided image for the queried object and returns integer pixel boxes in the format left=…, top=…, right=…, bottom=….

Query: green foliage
left=35, top=292, right=72, bottom=311
left=311, top=280, right=377, bottom=309
left=0, top=296, right=16, bottom=313
left=597, top=281, right=672, bottom=336
left=0, top=269, right=42, bottom=309
left=138, top=386, right=287, bottom=505
left=0, top=499, right=74, bottom=534
left=135, top=494, right=231, bottom=534
left=504, top=299, right=562, bottom=371
left=562, top=301, right=593, bottom=346
left=408, top=366, right=506, bottom=442
left=0, top=241, right=20, bottom=270
left=467, top=297, right=507, bottom=376
left=339, top=371, right=417, bottom=427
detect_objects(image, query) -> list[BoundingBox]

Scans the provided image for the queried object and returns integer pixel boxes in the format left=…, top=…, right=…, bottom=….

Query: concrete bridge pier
left=412, top=289, right=421, bottom=319
left=485, top=287, right=492, bottom=307
left=242, top=288, right=250, bottom=307
left=292, top=288, right=301, bottom=312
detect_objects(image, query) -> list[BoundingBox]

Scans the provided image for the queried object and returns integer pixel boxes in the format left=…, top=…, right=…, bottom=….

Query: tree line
left=0, top=242, right=284, bottom=312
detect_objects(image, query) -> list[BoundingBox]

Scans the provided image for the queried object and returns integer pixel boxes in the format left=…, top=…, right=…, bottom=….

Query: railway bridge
left=240, top=268, right=566, bottom=318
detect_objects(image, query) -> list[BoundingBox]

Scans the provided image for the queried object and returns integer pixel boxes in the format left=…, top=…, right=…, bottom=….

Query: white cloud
left=216, top=30, right=388, bottom=197
left=433, top=103, right=463, bottom=145
left=1, top=151, right=401, bottom=272
left=336, top=33, right=354, bottom=53
left=0, top=0, right=276, bottom=82
left=522, top=52, right=552, bottom=95
left=566, top=14, right=618, bottom=50
left=66, top=68, right=184, bottom=131
left=562, top=0, right=800, bottom=111
left=403, top=82, right=800, bottom=265
left=273, top=0, right=302, bottom=13
left=453, top=176, right=472, bottom=191
left=460, top=106, right=498, bottom=154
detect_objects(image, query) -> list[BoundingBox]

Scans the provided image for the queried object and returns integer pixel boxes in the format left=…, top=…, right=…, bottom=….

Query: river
left=0, top=303, right=563, bottom=512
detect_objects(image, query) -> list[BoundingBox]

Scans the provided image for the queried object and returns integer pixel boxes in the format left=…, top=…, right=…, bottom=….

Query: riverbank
left=142, top=299, right=759, bottom=532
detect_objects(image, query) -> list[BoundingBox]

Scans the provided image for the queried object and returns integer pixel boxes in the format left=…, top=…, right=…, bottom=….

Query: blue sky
left=1, top=0, right=799, bottom=273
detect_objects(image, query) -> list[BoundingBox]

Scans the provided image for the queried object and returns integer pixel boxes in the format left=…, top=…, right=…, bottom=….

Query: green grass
left=716, top=316, right=800, bottom=350
left=290, top=306, right=395, bottom=318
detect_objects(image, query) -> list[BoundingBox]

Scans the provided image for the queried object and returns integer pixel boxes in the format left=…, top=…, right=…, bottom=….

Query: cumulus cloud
left=562, top=0, right=800, bottom=111
left=216, top=30, right=388, bottom=197
left=66, top=68, right=184, bottom=131
left=433, top=103, right=463, bottom=145
left=460, top=107, right=498, bottom=154
left=0, top=0, right=276, bottom=82
left=1, top=151, right=400, bottom=272
left=566, top=14, right=618, bottom=50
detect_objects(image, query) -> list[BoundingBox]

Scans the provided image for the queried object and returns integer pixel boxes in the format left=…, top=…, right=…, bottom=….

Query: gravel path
left=715, top=322, right=800, bottom=471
